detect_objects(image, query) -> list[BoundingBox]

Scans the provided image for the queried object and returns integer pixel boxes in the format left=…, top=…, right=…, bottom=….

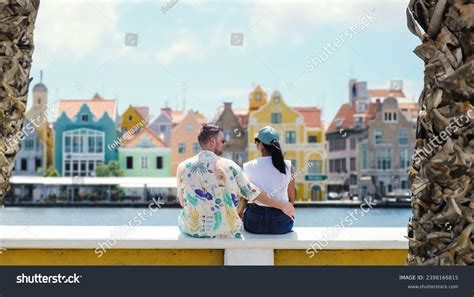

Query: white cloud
left=155, top=39, right=203, bottom=64
left=247, top=0, right=407, bottom=46
left=33, top=0, right=122, bottom=67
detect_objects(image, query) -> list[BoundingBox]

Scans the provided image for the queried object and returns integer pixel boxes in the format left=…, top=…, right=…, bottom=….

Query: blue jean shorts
left=243, top=203, right=293, bottom=234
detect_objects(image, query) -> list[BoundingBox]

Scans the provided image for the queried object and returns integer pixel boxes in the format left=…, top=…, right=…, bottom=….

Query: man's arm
left=254, top=191, right=295, bottom=220
left=176, top=163, right=185, bottom=207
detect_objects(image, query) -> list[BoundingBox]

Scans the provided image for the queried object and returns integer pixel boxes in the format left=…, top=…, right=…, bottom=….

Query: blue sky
left=29, top=0, right=424, bottom=123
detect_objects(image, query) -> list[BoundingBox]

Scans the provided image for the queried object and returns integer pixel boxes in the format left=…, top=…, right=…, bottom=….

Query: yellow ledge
left=0, top=249, right=407, bottom=266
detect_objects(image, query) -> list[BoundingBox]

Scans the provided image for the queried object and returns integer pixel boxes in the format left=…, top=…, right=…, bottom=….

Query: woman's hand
left=280, top=201, right=295, bottom=220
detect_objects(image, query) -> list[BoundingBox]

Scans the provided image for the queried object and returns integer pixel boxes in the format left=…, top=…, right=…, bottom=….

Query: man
left=177, top=124, right=295, bottom=238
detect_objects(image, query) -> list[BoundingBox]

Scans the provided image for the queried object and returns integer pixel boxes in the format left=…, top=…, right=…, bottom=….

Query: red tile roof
left=57, top=97, right=117, bottom=120
left=326, top=102, right=377, bottom=133
left=295, top=107, right=322, bottom=128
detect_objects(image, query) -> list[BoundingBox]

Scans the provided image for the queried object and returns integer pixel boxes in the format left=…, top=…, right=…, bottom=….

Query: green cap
left=256, top=126, right=279, bottom=145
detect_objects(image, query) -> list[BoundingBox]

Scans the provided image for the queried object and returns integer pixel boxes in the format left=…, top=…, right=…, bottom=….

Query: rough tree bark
left=0, top=0, right=40, bottom=206
left=406, top=0, right=474, bottom=265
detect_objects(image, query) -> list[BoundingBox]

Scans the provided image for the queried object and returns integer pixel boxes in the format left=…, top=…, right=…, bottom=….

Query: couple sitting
left=177, top=124, right=295, bottom=238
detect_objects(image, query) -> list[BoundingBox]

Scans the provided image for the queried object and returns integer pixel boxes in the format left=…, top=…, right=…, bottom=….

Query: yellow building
left=249, top=85, right=268, bottom=113
left=247, top=90, right=326, bottom=201
left=120, top=105, right=150, bottom=132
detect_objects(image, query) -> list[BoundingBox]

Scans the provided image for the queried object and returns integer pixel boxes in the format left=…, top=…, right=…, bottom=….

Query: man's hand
left=254, top=191, right=295, bottom=220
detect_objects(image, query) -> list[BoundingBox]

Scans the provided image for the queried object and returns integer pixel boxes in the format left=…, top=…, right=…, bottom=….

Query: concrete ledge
left=0, top=226, right=408, bottom=265
left=0, top=226, right=408, bottom=249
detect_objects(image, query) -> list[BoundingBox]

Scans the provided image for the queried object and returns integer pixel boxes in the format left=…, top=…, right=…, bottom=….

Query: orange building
left=170, top=110, right=206, bottom=175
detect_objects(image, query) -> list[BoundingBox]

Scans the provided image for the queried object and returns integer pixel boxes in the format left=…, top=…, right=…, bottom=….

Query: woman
left=241, top=126, right=295, bottom=234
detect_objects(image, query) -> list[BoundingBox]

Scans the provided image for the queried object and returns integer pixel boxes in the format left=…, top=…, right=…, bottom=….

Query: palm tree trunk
left=0, top=0, right=40, bottom=206
left=407, top=0, right=474, bottom=265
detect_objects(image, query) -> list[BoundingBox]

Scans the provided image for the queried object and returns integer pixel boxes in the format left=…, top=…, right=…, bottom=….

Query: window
left=335, top=119, right=343, bottom=127
left=178, top=143, right=186, bottom=154
left=35, top=158, right=42, bottom=171
left=256, top=93, right=261, bottom=101
left=308, top=160, right=321, bottom=174
left=285, top=131, right=296, bottom=144
left=156, top=156, right=163, bottom=169
left=384, top=111, right=397, bottom=123
left=357, top=103, right=367, bottom=112
left=362, top=150, right=368, bottom=170
left=374, top=129, right=383, bottom=145
left=126, top=156, right=133, bottom=169
left=24, top=139, right=34, bottom=150
left=186, top=123, right=193, bottom=131
left=399, top=149, right=410, bottom=169
left=141, top=156, right=148, bottom=169
left=81, top=113, right=89, bottom=122
left=350, top=157, right=356, bottom=171
left=329, top=138, right=346, bottom=151
left=308, top=135, right=317, bottom=143
left=350, top=175, right=358, bottom=185
left=271, top=113, right=282, bottom=124
left=376, top=149, right=392, bottom=170
left=223, top=130, right=232, bottom=143
left=398, top=128, right=408, bottom=145
left=354, top=116, right=363, bottom=126
left=160, top=125, right=166, bottom=133
left=20, top=158, right=27, bottom=171
left=330, top=158, right=346, bottom=173
left=350, top=138, right=356, bottom=150
left=193, top=143, right=200, bottom=153
left=128, top=115, right=133, bottom=121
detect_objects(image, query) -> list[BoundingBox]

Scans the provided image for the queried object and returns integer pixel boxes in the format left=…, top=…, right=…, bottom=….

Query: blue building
left=54, top=94, right=118, bottom=176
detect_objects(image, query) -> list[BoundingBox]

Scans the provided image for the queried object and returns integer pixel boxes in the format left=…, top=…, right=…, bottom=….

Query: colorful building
left=170, top=110, right=206, bottom=175
left=118, top=127, right=171, bottom=177
left=212, top=102, right=247, bottom=166
left=120, top=105, right=150, bottom=132
left=14, top=71, right=54, bottom=176
left=54, top=94, right=118, bottom=176
left=358, top=96, right=416, bottom=198
left=247, top=90, right=326, bottom=201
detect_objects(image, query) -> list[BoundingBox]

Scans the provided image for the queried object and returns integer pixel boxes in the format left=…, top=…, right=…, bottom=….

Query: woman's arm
left=288, top=167, right=296, bottom=205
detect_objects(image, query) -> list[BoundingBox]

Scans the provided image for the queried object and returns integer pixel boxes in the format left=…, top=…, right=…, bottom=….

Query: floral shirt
left=177, top=150, right=261, bottom=238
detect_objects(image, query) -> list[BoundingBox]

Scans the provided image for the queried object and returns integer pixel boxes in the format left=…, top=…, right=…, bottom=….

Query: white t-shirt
left=243, top=157, right=292, bottom=207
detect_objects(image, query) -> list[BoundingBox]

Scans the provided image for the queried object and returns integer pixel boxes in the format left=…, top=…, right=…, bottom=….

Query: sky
left=28, top=0, right=424, bottom=124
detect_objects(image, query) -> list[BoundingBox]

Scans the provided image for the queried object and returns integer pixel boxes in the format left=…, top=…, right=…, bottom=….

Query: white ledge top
left=0, top=226, right=408, bottom=250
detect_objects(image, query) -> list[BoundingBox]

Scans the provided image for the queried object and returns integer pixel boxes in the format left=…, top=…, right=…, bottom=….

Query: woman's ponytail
left=263, top=140, right=287, bottom=174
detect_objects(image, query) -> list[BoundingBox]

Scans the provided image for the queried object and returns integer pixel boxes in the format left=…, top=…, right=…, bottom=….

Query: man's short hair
left=198, top=124, right=222, bottom=145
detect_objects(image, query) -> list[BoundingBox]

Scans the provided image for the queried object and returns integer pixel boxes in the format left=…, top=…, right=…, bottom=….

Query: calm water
left=0, top=207, right=412, bottom=227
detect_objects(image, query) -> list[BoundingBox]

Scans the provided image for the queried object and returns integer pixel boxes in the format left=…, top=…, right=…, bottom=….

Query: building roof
left=295, top=107, right=322, bottom=128
left=57, top=95, right=117, bottom=120
left=215, top=105, right=249, bottom=127
left=326, top=102, right=377, bottom=133
left=170, top=110, right=206, bottom=125
left=121, top=127, right=168, bottom=148
left=133, top=106, right=150, bottom=120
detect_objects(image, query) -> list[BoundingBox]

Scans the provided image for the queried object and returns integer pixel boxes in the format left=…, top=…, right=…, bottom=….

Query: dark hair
left=198, top=124, right=222, bottom=145
left=259, top=139, right=287, bottom=174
